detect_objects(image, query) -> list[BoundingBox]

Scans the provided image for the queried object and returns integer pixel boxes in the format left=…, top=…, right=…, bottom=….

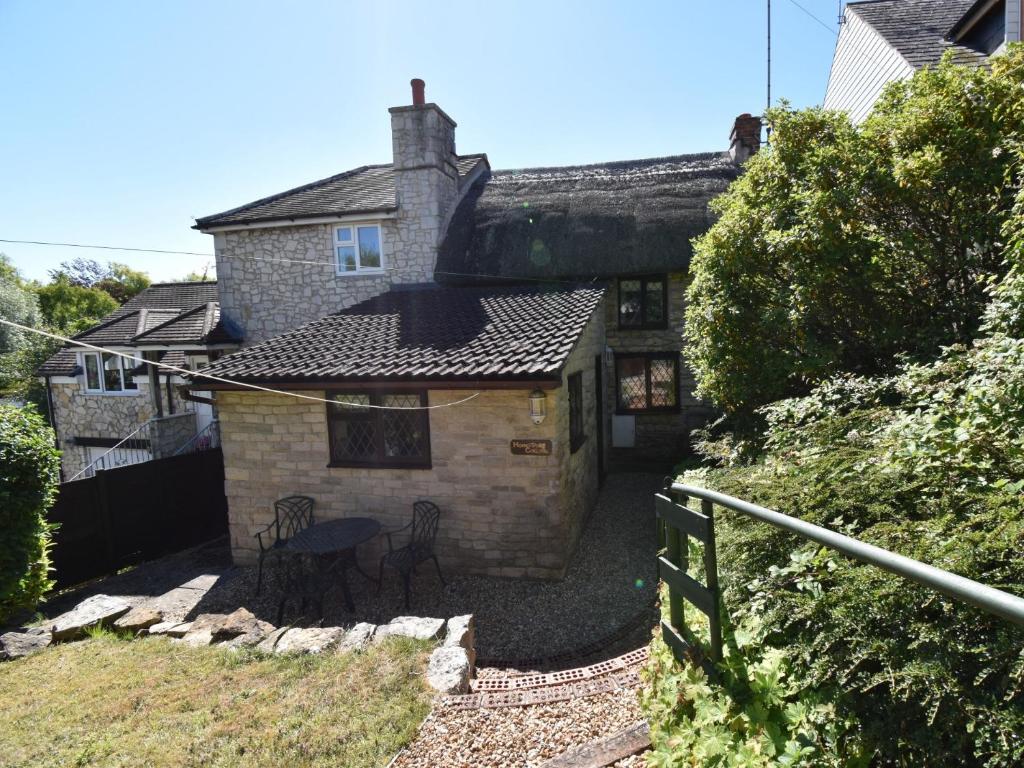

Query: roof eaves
left=193, top=204, right=398, bottom=230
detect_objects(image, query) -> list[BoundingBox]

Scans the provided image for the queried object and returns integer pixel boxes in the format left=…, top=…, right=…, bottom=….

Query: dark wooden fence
left=48, top=448, right=228, bottom=589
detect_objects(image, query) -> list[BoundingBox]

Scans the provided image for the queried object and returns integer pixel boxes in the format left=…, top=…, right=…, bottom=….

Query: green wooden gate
left=655, top=482, right=722, bottom=671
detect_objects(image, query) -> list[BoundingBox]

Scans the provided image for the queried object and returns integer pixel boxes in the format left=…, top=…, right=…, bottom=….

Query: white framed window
left=334, top=224, right=384, bottom=275
left=82, top=352, right=141, bottom=394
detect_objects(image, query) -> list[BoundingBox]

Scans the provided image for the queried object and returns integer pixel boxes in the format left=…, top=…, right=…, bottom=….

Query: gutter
left=191, top=377, right=563, bottom=393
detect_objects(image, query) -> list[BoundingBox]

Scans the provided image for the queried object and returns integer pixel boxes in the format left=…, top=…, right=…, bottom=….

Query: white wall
left=824, top=10, right=914, bottom=124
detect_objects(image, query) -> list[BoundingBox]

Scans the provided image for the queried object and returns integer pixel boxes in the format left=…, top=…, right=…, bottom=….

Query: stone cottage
left=193, top=80, right=758, bottom=577
left=37, top=281, right=239, bottom=479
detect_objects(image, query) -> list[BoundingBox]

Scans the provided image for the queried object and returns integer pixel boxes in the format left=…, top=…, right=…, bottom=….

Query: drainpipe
left=145, top=351, right=163, bottom=418
left=43, top=375, right=64, bottom=482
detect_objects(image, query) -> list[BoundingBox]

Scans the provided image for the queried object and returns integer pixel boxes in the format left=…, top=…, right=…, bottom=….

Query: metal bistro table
left=284, top=517, right=382, bottom=612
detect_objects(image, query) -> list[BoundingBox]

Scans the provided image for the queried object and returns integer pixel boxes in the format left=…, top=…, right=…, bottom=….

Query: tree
left=48, top=258, right=150, bottom=304
left=34, top=274, right=118, bottom=334
left=685, top=45, right=1024, bottom=421
left=0, top=256, right=42, bottom=394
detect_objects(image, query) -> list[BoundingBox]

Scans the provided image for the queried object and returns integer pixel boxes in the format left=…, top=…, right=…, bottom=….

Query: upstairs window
left=335, top=224, right=384, bottom=275
left=82, top=352, right=140, bottom=394
left=618, top=276, right=667, bottom=329
left=326, top=392, right=431, bottom=469
left=615, top=353, right=679, bottom=413
left=568, top=371, right=586, bottom=453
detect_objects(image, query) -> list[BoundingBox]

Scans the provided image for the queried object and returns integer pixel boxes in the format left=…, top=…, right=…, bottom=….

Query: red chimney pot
left=411, top=78, right=425, bottom=106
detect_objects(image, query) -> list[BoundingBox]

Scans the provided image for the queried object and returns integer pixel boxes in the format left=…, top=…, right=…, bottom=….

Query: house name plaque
left=510, top=439, right=552, bottom=456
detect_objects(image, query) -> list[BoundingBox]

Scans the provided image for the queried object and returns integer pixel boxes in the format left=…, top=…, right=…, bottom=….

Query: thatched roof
left=436, top=152, right=739, bottom=282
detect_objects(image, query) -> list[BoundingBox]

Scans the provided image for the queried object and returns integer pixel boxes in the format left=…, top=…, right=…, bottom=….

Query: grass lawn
left=0, top=630, right=433, bottom=768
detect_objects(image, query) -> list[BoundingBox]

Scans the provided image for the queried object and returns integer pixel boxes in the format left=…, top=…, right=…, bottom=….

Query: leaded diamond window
left=615, top=354, right=679, bottom=413
left=327, top=392, right=431, bottom=468
left=618, top=276, right=668, bottom=329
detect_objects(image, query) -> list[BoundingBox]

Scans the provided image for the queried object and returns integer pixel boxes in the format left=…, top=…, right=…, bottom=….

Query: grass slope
left=0, top=631, right=433, bottom=768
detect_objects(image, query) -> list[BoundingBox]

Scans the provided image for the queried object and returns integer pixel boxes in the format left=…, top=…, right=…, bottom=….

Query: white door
left=612, top=414, right=636, bottom=448
left=87, top=445, right=151, bottom=470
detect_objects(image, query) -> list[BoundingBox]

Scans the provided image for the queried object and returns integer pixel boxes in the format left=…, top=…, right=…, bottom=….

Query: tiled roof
left=848, top=0, right=989, bottom=68
left=36, top=281, right=238, bottom=376
left=199, top=284, right=605, bottom=384
left=194, top=154, right=488, bottom=229
left=437, top=152, right=739, bottom=281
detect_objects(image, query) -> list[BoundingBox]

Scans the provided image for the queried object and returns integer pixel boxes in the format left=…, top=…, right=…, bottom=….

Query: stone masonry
left=214, top=102, right=465, bottom=345
left=218, top=303, right=605, bottom=579
left=50, top=379, right=189, bottom=478
left=603, top=271, right=716, bottom=462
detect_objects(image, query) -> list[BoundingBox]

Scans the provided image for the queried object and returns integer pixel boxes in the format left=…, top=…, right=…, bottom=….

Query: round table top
left=284, top=517, right=382, bottom=555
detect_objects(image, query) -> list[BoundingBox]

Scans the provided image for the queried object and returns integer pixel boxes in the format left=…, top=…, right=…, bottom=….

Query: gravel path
left=393, top=688, right=645, bottom=768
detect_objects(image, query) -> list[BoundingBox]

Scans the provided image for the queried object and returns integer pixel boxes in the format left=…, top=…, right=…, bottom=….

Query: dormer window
left=335, top=224, right=384, bottom=275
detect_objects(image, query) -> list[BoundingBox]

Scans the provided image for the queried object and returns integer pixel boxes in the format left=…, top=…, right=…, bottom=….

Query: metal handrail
left=69, top=420, right=151, bottom=482
left=172, top=419, right=220, bottom=456
left=671, top=482, right=1024, bottom=628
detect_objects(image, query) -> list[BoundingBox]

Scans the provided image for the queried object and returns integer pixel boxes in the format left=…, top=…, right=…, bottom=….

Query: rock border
left=1, top=594, right=476, bottom=694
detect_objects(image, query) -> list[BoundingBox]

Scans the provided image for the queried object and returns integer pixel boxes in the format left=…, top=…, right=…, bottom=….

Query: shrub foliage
left=685, top=46, right=1024, bottom=421
left=0, top=405, right=60, bottom=623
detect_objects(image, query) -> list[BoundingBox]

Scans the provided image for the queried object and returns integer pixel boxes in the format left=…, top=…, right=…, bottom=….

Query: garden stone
left=426, top=646, right=471, bottom=695
left=114, top=605, right=164, bottom=633
left=274, top=627, right=345, bottom=654
left=374, top=616, right=445, bottom=642
left=180, top=627, right=215, bottom=647
left=443, top=614, right=476, bottom=669
left=50, top=594, right=131, bottom=641
left=149, top=621, right=192, bottom=637
left=337, top=622, right=376, bottom=653
left=255, top=626, right=290, bottom=653
left=213, top=608, right=273, bottom=641
left=0, top=628, right=51, bottom=660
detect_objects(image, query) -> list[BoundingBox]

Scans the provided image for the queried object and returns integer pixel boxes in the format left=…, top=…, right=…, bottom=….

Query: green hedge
left=0, top=405, right=60, bottom=623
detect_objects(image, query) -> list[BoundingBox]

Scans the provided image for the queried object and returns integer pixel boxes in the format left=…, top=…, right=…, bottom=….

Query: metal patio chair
left=254, top=495, right=314, bottom=595
left=377, top=500, right=445, bottom=608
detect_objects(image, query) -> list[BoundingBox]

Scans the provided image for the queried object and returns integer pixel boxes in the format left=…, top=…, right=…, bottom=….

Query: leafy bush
left=685, top=45, right=1024, bottom=422
left=0, top=405, right=60, bottom=623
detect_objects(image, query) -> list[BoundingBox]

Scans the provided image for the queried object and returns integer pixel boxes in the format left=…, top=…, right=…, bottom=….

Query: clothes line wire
left=0, top=238, right=214, bottom=257
left=0, top=318, right=481, bottom=411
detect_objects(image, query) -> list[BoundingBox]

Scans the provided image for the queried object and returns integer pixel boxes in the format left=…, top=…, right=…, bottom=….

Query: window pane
left=102, top=353, right=123, bottom=391
left=337, top=246, right=357, bottom=272
left=336, top=227, right=352, bottom=243
left=381, top=394, right=426, bottom=459
left=619, top=280, right=642, bottom=326
left=331, top=393, right=371, bottom=411
left=650, top=358, right=677, bottom=407
left=645, top=280, right=665, bottom=324
left=85, top=354, right=100, bottom=390
left=122, top=355, right=139, bottom=390
left=331, top=419, right=377, bottom=461
left=357, top=226, right=381, bottom=269
left=617, top=357, right=648, bottom=410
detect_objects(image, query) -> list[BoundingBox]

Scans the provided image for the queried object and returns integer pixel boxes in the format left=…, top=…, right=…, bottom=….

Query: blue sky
left=0, top=0, right=840, bottom=283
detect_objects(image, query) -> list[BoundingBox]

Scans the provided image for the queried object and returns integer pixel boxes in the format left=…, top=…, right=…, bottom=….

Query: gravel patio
left=40, top=473, right=662, bottom=663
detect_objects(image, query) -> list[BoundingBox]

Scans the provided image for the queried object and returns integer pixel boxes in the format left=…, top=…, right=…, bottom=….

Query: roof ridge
left=490, top=150, right=731, bottom=177
left=195, top=164, right=391, bottom=225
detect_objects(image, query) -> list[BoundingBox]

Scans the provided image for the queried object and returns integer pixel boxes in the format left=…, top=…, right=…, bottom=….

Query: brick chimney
left=729, top=114, right=763, bottom=164
left=389, top=79, right=459, bottom=282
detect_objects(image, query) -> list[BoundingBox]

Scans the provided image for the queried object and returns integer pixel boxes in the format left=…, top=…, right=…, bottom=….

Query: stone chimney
left=729, top=114, right=763, bottom=164
left=388, top=78, right=459, bottom=282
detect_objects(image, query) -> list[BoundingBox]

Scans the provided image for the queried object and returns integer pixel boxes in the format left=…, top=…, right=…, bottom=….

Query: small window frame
left=617, top=275, right=669, bottom=330
left=568, top=371, right=586, bottom=453
left=325, top=390, right=432, bottom=469
left=614, top=352, right=680, bottom=414
left=334, top=223, right=386, bottom=276
left=81, top=351, right=142, bottom=395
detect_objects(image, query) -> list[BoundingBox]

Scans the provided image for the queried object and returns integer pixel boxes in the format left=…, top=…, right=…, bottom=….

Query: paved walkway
left=40, top=473, right=662, bottom=663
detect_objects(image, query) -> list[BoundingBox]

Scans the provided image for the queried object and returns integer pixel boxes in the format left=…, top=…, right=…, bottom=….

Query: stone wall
left=50, top=379, right=189, bottom=478
left=553, top=303, right=606, bottom=555
left=214, top=223, right=399, bottom=344
left=603, top=272, right=717, bottom=463
left=150, top=412, right=198, bottom=459
left=217, top=315, right=605, bottom=578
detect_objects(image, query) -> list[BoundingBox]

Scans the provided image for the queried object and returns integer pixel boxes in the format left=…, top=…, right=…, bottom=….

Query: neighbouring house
left=193, top=80, right=757, bottom=577
left=37, top=281, right=240, bottom=479
left=825, top=0, right=1022, bottom=122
